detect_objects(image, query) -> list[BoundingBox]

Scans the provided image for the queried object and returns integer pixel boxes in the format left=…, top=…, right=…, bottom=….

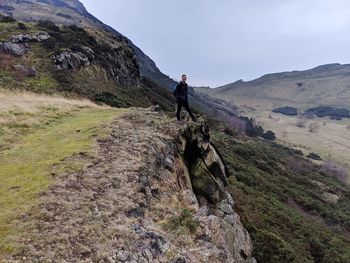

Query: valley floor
left=243, top=109, right=350, bottom=183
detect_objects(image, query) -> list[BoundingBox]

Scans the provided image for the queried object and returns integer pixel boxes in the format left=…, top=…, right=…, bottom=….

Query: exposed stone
left=116, top=250, right=132, bottom=262
left=10, top=32, right=50, bottom=43
left=178, top=120, right=229, bottom=204
left=217, top=200, right=234, bottom=215
left=175, top=118, right=254, bottom=262
left=125, top=207, right=144, bottom=218
left=173, top=257, right=186, bottom=263
left=51, top=48, right=91, bottom=70
left=13, top=64, right=36, bottom=77
left=8, top=108, right=255, bottom=263
left=0, top=42, right=28, bottom=56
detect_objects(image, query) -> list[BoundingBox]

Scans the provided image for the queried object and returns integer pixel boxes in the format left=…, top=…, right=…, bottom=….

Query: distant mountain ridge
left=200, top=63, right=350, bottom=110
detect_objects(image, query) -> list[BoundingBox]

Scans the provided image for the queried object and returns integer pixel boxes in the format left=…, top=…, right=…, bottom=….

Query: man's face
left=182, top=75, right=187, bottom=82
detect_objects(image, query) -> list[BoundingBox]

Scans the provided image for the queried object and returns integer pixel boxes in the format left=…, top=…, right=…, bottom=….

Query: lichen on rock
left=175, top=119, right=254, bottom=262
left=10, top=32, right=51, bottom=43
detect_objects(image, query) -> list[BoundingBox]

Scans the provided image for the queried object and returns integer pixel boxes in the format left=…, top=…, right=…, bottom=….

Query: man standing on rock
left=173, top=74, right=196, bottom=122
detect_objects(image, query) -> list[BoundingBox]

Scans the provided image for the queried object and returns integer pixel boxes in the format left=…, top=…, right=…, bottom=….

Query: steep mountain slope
left=1, top=0, right=238, bottom=118
left=208, top=118, right=350, bottom=262
left=198, top=63, right=350, bottom=110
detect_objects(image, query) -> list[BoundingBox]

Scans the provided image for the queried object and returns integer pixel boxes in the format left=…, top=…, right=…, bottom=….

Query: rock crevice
left=175, top=120, right=255, bottom=263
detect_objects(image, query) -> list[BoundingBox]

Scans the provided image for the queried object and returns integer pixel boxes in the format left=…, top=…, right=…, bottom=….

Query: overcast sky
left=81, top=0, right=350, bottom=87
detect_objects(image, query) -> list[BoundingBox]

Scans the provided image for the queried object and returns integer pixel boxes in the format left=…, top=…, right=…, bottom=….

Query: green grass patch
left=0, top=107, right=125, bottom=255
left=0, top=22, right=37, bottom=41
left=163, top=208, right=199, bottom=235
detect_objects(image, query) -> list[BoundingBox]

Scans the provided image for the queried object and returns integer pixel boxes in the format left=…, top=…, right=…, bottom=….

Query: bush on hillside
left=305, top=106, right=350, bottom=120
left=37, top=20, right=60, bottom=32
left=0, top=15, right=16, bottom=23
left=272, top=106, right=298, bottom=116
left=320, top=160, right=348, bottom=183
left=307, top=152, right=322, bottom=161
left=17, top=22, right=27, bottom=31
left=262, top=130, right=276, bottom=141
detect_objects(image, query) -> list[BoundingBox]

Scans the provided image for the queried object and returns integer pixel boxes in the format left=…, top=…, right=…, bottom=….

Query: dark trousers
left=176, top=100, right=195, bottom=120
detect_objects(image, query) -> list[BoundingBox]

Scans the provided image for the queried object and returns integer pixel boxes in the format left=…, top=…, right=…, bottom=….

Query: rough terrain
left=6, top=107, right=255, bottom=263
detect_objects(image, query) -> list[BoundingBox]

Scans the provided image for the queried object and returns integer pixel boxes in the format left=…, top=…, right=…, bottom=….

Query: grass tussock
left=163, top=209, right=199, bottom=235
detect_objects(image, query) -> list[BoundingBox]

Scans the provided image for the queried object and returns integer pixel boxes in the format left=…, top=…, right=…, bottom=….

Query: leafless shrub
left=321, top=160, right=348, bottom=183
left=286, top=157, right=316, bottom=174
left=225, top=115, right=246, bottom=133
left=308, top=122, right=320, bottom=133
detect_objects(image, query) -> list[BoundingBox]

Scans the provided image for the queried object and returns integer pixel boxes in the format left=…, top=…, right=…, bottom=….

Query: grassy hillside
left=0, top=90, right=123, bottom=255
left=208, top=119, right=350, bottom=263
left=246, top=110, right=350, bottom=179
left=0, top=19, right=177, bottom=111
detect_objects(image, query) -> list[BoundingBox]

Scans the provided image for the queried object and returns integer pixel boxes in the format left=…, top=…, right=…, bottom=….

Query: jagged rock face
left=51, top=48, right=91, bottom=70
left=175, top=121, right=254, bottom=262
left=10, top=32, right=51, bottom=43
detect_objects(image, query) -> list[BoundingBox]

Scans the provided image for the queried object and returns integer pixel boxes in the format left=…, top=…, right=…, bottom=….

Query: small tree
left=17, top=22, right=27, bottom=31
left=321, top=160, right=348, bottom=183
left=308, top=122, right=320, bottom=133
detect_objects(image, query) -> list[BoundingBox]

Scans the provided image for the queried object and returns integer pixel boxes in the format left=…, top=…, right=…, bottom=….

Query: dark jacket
left=173, top=81, right=189, bottom=102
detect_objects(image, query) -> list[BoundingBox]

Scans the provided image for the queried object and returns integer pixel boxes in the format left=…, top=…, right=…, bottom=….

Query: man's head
left=181, top=74, right=187, bottom=83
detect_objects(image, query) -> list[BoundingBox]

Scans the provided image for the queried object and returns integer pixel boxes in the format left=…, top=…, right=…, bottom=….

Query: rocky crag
left=8, top=107, right=255, bottom=263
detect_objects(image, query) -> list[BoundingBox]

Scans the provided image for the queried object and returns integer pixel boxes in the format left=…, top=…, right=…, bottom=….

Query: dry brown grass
left=0, top=89, right=110, bottom=151
left=0, top=54, right=15, bottom=71
left=0, top=89, right=105, bottom=113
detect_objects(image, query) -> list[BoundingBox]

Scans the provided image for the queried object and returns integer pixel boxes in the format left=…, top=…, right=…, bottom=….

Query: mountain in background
left=198, top=63, right=350, bottom=110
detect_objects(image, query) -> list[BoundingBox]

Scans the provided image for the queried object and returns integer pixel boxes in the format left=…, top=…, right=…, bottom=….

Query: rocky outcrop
left=0, top=42, right=28, bottom=56
left=10, top=32, right=50, bottom=43
left=51, top=48, right=91, bottom=70
left=175, top=120, right=254, bottom=262
left=8, top=107, right=255, bottom=263
left=0, top=32, right=50, bottom=56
